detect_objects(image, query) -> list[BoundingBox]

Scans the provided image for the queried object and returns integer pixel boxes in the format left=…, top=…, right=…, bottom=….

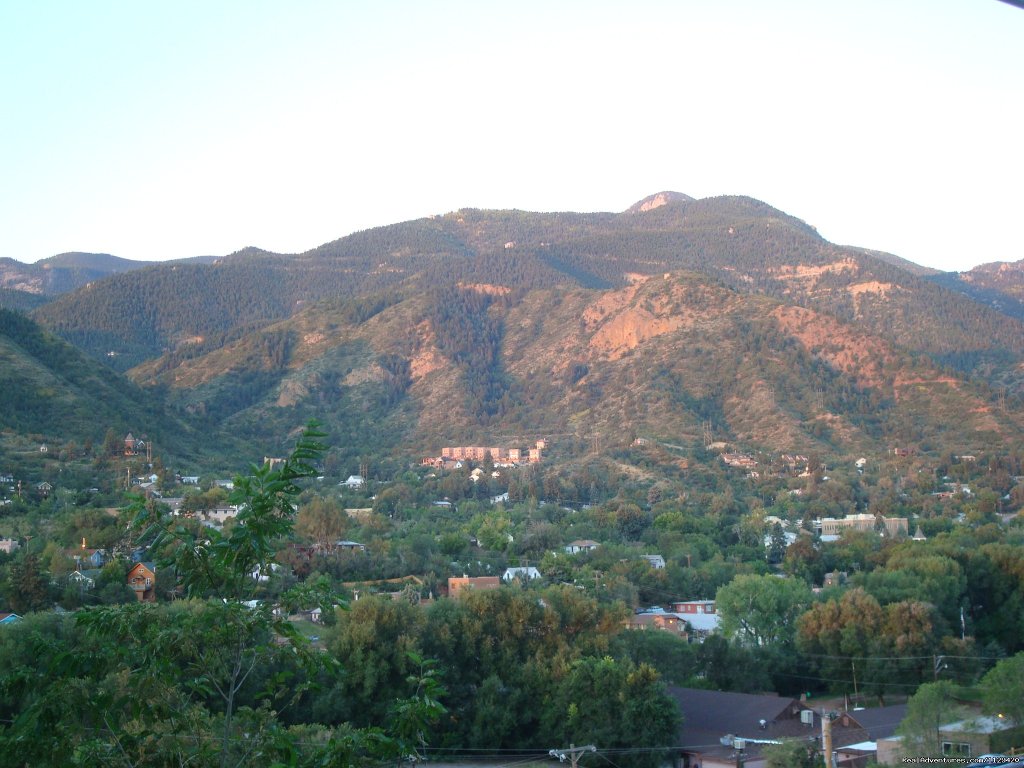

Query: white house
left=502, top=566, right=541, bottom=582
left=564, top=539, right=600, bottom=554
left=0, top=538, right=20, bottom=554
left=342, top=475, right=365, bottom=489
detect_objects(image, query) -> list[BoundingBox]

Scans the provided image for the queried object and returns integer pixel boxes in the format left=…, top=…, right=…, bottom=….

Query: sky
left=1, top=1, right=1021, bottom=272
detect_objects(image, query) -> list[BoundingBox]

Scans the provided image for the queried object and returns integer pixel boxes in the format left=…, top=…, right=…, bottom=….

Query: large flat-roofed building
left=819, top=513, right=908, bottom=537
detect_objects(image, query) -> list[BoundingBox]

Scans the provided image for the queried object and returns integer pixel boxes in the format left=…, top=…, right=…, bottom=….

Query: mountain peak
left=626, top=191, right=695, bottom=214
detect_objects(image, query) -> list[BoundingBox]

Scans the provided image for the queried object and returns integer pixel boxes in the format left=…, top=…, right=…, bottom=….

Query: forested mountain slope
left=128, top=272, right=1024, bottom=467
left=32, top=194, right=1024, bottom=392
left=0, top=309, right=199, bottom=454
left=929, top=257, right=1024, bottom=323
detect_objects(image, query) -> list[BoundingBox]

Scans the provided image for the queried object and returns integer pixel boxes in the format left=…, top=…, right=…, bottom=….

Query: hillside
left=128, top=272, right=1024, bottom=469
left=0, top=308, right=201, bottom=460
left=11, top=192, right=1024, bottom=466
left=929, top=258, right=1024, bottom=323
left=0, top=252, right=151, bottom=297
left=31, top=194, right=1024, bottom=392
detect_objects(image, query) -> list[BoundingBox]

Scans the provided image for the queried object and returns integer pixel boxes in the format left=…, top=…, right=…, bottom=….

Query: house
left=342, top=475, right=365, bottom=489
left=669, top=600, right=720, bottom=637
left=68, top=569, right=101, bottom=589
left=877, top=714, right=1023, bottom=765
left=564, top=539, right=600, bottom=554
left=818, top=513, right=908, bottom=538
left=0, top=612, right=22, bottom=625
left=627, top=610, right=689, bottom=637
left=669, top=687, right=817, bottom=767
left=671, top=599, right=717, bottom=615
left=335, top=540, right=366, bottom=552
left=501, top=566, right=541, bottom=583
left=832, top=705, right=907, bottom=768
left=127, top=562, right=156, bottom=602
left=669, top=688, right=904, bottom=768
left=36, top=481, right=53, bottom=498
left=77, top=548, right=108, bottom=568
left=0, top=537, right=20, bottom=554
left=447, top=575, right=500, bottom=599
left=203, top=506, right=240, bottom=526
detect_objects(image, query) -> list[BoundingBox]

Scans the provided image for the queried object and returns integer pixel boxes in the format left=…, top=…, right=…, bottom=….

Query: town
left=2, top=423, right=1023, bottom=767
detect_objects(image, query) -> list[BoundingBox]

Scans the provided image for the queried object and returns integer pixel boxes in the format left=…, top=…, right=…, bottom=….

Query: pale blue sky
left=1, top=1, right=1020, bottom=271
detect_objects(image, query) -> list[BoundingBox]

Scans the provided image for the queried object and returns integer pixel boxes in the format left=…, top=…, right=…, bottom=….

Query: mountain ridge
left=6, top=192, right=1024, bottom=466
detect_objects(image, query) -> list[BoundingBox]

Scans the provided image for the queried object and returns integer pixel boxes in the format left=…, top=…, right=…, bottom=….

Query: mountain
left=33, top=194, right=1024, bottom=386
left=929, top=258, right=1024, bottom=323
left=0, top=252, right=222, bottom=313
left=962, top=258, right=1024, bottom=299
left=124, top=270, right=1024, bottom=473
left=14, top=192, right=1024, bottom=466
left=0, top=308, right=200, bottom=457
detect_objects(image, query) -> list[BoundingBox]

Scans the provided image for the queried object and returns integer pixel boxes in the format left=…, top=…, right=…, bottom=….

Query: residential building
left=447, top=575, right=500, bottom=599
left=642, top=554, right=666, bottom=569
left=564, top=539, right=600, bottom=554
left=127, top=562, right=156, bottom=602
left=877, top=714, right=1022, bottom=765
left=335, top=540, right=366, bottom=552
left=0, top=537, right=19, bottom=554
left=819, top=513, right=908, bottom=538
left=501, top=566, right=541, bottom=583
left=671, top=599, right=717, bottom=615
left=669, top=687, right=906, bottom=768
left=669, top=600, right=720, bottom=638
left=627, top=610, right=689, bottom=637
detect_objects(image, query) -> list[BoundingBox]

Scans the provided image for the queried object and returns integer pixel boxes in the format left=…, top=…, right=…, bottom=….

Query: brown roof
left=668, top=687, right=882, bottom=765
left=837, top=705, right=908, bottom=744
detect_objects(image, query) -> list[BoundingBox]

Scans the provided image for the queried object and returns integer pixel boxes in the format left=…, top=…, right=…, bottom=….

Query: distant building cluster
left=422, top=439, right=546, bottom=469
left=626, top=600, right=720, bottom=641
left=721, top=452, right=758, bottom=469
left=818, top=513, right=909, bottom=538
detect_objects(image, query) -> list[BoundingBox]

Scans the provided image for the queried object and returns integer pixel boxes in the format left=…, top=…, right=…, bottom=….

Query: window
left=941, top=742, right=970, bottom=758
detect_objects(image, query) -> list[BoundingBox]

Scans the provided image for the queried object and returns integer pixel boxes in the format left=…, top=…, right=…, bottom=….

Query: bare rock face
left=625, top=191, right=695, bottom=214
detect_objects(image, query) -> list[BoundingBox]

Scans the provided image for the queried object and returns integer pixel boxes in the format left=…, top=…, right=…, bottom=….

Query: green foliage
left=763, top=738, right=819, bottom=768
left=897, top=681, right=966, bottom=764
left=3, top=552, right=50, bottom=613
left=0, top=424, right=354, bottom=768
left=541, top=656, right=679, bottom=768
left=428, top=285, right=516, bottom=420
left=0, top=308, right=194, bottom=451
left=980, top=652, right=1024, bottom=726
left=137, top=424, right=327, bottom=599
left=716, top=573, right=812, bottom=647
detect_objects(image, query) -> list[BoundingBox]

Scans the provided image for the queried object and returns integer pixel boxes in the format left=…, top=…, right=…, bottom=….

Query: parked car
left=966, top=756, right=1019, bottom=768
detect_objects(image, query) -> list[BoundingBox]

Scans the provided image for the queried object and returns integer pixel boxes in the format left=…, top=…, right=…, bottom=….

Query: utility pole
left=734, top=738, right=745, bottom=768
left=549, top=744, right=596, bottom=768
left=821, top=711, right=836, bottom=768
